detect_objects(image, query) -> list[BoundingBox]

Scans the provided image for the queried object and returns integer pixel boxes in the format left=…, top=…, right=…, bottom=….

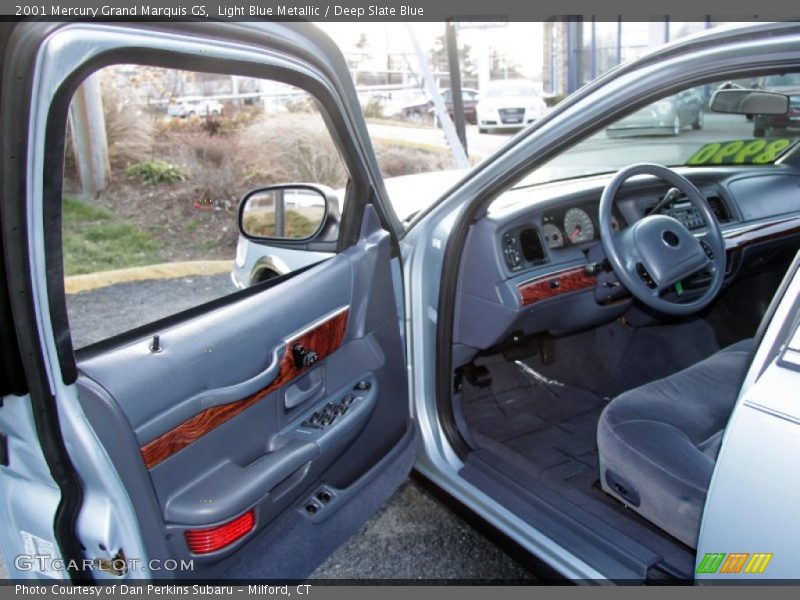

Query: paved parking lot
left=370, top=113, right=752, bottom=167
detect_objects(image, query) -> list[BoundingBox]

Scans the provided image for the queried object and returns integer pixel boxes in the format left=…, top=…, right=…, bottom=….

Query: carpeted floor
left=460, top=318, right=720, bottom=576
left=461, top=355, right=607, bottom=486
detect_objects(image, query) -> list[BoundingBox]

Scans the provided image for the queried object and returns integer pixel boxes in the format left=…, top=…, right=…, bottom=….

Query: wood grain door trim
left=140, top=307, right=349, bottom=469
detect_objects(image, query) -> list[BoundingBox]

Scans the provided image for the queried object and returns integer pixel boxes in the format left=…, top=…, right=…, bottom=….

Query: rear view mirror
left=238, top=184, right=338, bottom=242
left=710, top=89, right=789, bottom=115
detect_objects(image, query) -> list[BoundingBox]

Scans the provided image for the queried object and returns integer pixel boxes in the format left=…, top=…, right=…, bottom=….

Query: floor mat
left=462, top=356, right=607, bottom=484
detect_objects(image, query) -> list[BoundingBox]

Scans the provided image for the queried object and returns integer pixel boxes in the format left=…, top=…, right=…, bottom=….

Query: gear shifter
left=647, top=186, right=682, bottom=216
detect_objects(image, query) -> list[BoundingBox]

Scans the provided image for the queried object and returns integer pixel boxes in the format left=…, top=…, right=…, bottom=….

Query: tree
left=429, top=33, right=477, bottom=80
left=489, top=49, right=524, bottom=79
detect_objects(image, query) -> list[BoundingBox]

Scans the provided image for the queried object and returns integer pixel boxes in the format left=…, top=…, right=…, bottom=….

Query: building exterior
left=543, top=19, right=717, bottom=97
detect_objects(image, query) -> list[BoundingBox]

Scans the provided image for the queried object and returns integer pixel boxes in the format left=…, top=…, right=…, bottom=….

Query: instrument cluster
left=542, top=203, right=623, bottom=249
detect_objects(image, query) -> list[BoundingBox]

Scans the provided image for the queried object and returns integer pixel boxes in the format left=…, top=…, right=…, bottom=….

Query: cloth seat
left=596, top=338, right=753, bottom=548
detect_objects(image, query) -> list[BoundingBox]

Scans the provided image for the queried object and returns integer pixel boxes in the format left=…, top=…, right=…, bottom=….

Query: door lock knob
left=292, top=344, right=319, bottom=369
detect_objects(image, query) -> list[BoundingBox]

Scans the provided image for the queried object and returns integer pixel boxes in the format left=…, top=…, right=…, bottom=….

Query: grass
left=365, top=117, right=435, bottom=130
left=62, top=196, right=161, bottom=276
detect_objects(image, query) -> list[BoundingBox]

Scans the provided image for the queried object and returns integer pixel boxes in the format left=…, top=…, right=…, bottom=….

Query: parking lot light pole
left=406, top=25, right=469, bottom=169
left=69, top=72, right=110, bottom=197
left=275, top=189, right=285, bottom=238
left=445, top=21, right=468, bottom=155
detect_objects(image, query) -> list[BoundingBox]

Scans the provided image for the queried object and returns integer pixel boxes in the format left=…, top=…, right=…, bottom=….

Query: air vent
left=519, top=228, right=548, bottom=264
left=706, top=196, right=731, bottom=223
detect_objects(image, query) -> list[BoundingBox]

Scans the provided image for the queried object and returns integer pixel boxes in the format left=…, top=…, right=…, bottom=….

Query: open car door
left=697, top=250, right=800, bottom=580
left=0, top=21, right=413, bottom=581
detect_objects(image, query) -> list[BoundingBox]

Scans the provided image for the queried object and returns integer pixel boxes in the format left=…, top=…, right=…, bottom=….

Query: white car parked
left=167, top=98, right=224, bottom=118
left=476, top=79, right=547, bottom=133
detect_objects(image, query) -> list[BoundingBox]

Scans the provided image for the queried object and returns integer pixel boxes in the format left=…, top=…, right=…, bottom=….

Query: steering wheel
left=599, top=163, right=726, bottom=316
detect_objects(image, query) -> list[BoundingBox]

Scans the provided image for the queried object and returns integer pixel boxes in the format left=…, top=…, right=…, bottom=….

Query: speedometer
left=563, top=208, right=595, bottom=244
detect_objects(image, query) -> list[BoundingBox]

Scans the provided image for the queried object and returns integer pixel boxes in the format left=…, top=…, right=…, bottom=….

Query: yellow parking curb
left=65, top=260, right=233, bottom=294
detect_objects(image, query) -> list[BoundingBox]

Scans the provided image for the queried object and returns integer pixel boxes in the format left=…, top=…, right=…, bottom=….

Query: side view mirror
left=238, top=184, right=340, bottom=242
left=710, top=89, right=789, bottom=116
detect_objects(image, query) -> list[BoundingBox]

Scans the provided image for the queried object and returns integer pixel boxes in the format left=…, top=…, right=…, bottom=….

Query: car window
left=62, top=65, right=346, bottom=348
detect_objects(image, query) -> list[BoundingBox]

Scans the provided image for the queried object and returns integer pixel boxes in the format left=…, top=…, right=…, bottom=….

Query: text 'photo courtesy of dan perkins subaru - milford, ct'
left=2, top=0, right=800, bottom=597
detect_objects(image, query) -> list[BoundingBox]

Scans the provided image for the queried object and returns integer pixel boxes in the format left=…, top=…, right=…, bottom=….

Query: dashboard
left=499, top=191, right=732, bottom=273
left=500, top=203, right=625, bottom=272
left=453, top=165, right=800, bottom=366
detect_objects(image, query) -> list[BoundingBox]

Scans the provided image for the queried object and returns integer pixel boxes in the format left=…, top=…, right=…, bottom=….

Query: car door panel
left=1, top=19, right=413, bottom=580
left=78, top=256, right=353, bottom=454
left=71, top=208, right=411, bottom=577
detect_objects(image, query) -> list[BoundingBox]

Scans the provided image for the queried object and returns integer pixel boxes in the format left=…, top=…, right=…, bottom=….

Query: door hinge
left=94, top=548, right=128, bottom=576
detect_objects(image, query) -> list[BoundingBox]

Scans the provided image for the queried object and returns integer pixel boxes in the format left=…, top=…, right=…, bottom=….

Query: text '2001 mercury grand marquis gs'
left=1, top=21, right=800, bottom=584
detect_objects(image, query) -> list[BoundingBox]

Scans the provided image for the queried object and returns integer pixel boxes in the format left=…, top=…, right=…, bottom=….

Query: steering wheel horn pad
left=599, top=163, right=726, bottom=316
left=632, top=214, right=709, bottom=289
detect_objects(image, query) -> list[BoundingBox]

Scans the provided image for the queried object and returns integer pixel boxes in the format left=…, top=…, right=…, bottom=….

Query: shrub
left=363, top=98, right=385, bottom=119
left=156, top=109, right=262, bottom=137
left=180, top=134, right=241, bottom=207
left=243, top=210, right=318, bottom=239
left=125, top=160, right=185, bottom=185
left=101, top=79, right=156, bottom=169
left=374, top=143, right=453, bottom=177
left=283, top=98, right=316, bottom=113
left=239, top=115, right=347, bottom=188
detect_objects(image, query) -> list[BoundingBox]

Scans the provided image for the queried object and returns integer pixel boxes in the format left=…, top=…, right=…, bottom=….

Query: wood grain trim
left=518, top=266, right=596, bottom=307
left=723, top=216, right=800, bottom=252
left=140, top=308, right=349, bottom=469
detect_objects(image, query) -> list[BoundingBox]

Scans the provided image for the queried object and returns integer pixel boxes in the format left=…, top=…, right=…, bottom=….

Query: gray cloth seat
left=597, top=338, right=753, bottom=548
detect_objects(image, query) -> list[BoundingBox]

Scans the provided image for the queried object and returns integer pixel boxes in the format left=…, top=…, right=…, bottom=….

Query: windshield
left=762, top=74, right=800, bottom=88
left=521, top=76, right=799, bottom=186
left=486, top=81, right=536, bottom=98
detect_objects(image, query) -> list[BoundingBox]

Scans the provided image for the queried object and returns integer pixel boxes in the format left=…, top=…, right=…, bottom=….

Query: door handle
left=284, top=368, right=324, bottom=409
left=193, top=344, right=284, bottom=411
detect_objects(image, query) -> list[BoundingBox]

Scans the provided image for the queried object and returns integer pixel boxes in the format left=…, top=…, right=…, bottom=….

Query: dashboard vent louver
left=706, top=196, right=730, bottom=223
left=520, top=228, right=548, bottom=264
